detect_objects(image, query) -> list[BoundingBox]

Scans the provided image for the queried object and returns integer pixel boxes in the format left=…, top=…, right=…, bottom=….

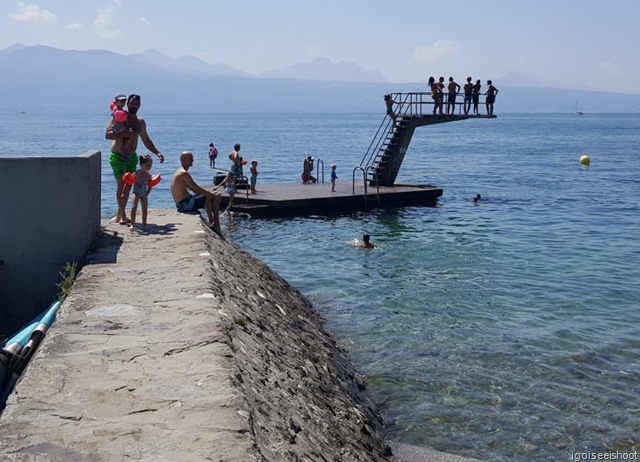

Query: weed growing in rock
left=57, top=261, right=78, bottom=302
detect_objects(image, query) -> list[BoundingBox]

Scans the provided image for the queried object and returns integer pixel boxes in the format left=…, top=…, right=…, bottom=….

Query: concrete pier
left=0, top=210, right=479, bottom=462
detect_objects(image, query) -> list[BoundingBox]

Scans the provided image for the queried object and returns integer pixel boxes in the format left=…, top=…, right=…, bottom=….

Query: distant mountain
left=128, top=49, right=253, bottom=77
left=261, top=56, right=389, bottom=83
left=0, top=44, right=639, bottom=114
left=0, top=43, right=28, bottom=55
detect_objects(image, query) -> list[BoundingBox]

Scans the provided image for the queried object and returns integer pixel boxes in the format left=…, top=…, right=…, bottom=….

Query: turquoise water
left=3, top=112, right=639, bottom=461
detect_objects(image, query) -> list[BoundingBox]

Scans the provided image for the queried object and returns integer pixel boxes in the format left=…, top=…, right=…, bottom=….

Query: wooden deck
left=218, top=181, right=443, bottom=218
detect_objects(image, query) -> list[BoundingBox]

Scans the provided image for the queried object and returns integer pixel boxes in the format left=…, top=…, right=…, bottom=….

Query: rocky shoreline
left=205, top=226, right=393, bottom=461
left=203, top=223, right=479, bottom=462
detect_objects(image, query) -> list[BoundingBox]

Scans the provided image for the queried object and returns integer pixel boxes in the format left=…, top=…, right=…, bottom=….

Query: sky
left=2, top=0, right=640, bottom=94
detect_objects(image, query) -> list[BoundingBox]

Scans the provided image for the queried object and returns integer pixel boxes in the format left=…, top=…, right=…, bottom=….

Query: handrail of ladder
left=353, top=166, right=369, bottom=211
left=352, top=166, right=367, bottom=195
left=237, top=175, right=250, bottom=204
left=365, top=165, right=381, bottom=208
left=359, top=92, right=419, bottom=171
left=315, top=158, right=325, bottom=184
left=352, top=166, right=382, bottom=211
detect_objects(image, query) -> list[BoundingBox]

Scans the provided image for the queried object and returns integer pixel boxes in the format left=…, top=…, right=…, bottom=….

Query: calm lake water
left=2, top=111, right=639, bottom=461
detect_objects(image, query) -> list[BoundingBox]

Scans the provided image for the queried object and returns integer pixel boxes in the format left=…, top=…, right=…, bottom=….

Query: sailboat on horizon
left=574, top=101, right=584, bottom=115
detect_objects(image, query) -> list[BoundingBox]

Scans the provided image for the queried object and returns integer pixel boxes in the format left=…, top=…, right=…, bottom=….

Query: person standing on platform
left=330, top=163, right=338, bottom=192
left=463, top=77, right=473, bottom=115
left=129, top=154, right=154, bottom=232
left=484, top=80, right=499, bottom=117
left=447, top=77, right=460, bottom=115
left=208, top=143, right=218, bottom=169
left=106, top=93, right=164, bottom=225
left=434, top=77, right=445, bottom=115
left=249, top=159, right=258, bottom=194
left=472, top=79, right=482, bottom=116
left=229, top=143, right=243, bottom=177
left=428, top=76, right=437, bottom=114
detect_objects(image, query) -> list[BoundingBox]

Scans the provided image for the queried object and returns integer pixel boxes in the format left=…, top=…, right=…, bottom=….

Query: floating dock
left=220, top=182, right=443, bottom=218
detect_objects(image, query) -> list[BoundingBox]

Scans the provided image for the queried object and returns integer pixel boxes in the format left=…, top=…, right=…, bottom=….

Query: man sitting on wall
left=171, top=151, right=223, bottom=238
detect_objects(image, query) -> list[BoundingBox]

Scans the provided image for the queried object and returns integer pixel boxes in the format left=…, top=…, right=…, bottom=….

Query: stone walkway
left=0, top=211, right=255, bottom=461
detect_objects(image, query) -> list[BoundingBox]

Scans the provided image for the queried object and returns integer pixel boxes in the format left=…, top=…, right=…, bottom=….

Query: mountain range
left=1, top=44, right=639, bottom=114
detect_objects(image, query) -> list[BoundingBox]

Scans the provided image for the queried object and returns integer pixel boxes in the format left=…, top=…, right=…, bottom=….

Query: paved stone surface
left=0, top=211, right=256, bottom=461
left=0, top=210, right=480, bottom=462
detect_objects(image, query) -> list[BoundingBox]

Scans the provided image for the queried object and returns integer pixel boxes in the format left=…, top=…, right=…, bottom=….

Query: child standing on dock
left=250, top=159, right=258, bottom=194
left=208, top=143, right=218, bottom=168
left=129, top=155, right=153, bottom=232
left=330, top=163, right=338, bottom=192
left=215, top=171, right=236, bottom=215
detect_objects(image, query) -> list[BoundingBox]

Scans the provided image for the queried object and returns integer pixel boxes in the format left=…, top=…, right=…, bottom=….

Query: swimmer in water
left=350, top=234, right=375, bottom=249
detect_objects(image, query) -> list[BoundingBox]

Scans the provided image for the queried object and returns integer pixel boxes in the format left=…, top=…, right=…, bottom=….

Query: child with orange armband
left=129, top=155, right=160, bottom=232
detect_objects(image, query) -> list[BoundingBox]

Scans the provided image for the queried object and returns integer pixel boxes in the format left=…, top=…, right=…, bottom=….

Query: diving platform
left=219, top=92, right=494, bottom=218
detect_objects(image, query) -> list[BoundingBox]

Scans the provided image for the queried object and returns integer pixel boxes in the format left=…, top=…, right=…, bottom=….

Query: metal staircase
left=358, top=92, right=473, bottom=187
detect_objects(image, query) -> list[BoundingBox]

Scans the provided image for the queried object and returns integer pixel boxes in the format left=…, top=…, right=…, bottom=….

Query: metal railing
left=315, top=158, right=325, bottom=184
left=351, top=165, right=381, bottom=211
left=359, top=91, right=493, bottom=172
left=236, top=175, right=250, bottom=204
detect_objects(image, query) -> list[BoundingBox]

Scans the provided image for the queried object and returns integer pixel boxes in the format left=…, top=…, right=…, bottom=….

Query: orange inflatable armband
left=148, top=174, right=162, bottom=188
left=122, top=172, right=136, bottom=185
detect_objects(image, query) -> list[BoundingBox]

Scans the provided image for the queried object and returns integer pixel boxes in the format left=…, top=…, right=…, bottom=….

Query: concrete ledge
left=0, top=151, right=101, bottom=336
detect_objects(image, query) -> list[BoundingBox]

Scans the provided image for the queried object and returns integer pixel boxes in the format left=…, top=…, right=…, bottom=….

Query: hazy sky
left=2, top=1, right=639, bottom=94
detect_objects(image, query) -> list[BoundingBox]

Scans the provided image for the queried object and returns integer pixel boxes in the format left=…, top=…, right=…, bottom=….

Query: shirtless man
left=484, top=80, right=499, bottom=117
left=472, top=79, right=482, bottom=115
left=229, top=143, right=243, bottom=176
left=447, top=77, right=460, bottom=115
left=463, top=77, right=473, bottom=115
left=171, top=151, right=223, bottom=237
left=105, top=94, right=164, bottom=225
left=434, top=77, right=445, bottom=115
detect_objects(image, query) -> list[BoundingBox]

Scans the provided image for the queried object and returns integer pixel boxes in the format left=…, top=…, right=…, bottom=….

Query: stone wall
left=203, top=229, right=394, bottom=461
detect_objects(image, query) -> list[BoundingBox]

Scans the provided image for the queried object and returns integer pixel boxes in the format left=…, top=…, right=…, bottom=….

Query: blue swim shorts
left=176, top=194, right=206, bottom=213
